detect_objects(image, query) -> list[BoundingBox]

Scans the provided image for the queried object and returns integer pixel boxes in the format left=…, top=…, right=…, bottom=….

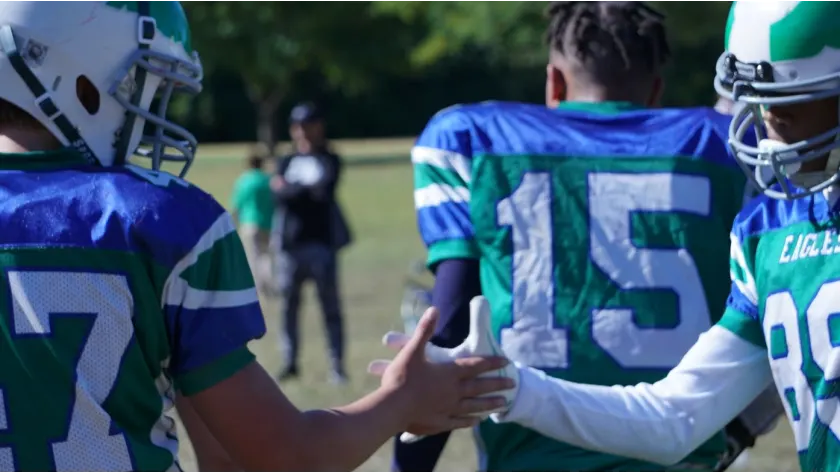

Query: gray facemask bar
left=109, top=46, right=203, bottom=178
left=714, top=52, right=840, bottom=200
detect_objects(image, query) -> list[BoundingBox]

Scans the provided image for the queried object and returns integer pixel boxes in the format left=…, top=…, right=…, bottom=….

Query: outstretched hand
left=369, top=296, right=520, bottom=441
left=368, top=304, right=515, bottom=436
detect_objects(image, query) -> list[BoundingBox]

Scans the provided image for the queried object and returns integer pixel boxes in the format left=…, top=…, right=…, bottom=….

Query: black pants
left=275, top=243, right=345, bottom=371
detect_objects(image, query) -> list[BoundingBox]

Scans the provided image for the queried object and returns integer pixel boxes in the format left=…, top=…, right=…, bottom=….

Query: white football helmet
left=0, top=1, right=202, bottom=176
left=714, top=1, right=840, bottom=199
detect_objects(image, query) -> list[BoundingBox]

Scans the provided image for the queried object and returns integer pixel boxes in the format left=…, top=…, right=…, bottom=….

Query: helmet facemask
left=111, top=44, right=203, bottom=177
left=715, top=52, right=840, bottom=200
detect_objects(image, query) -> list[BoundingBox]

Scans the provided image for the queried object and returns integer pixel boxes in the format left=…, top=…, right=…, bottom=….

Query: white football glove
left=371, top=296, right=519, bottom=444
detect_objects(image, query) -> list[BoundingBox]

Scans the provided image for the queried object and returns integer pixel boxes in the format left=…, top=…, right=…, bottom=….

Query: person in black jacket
left=271, top=102, right=352, bottom=384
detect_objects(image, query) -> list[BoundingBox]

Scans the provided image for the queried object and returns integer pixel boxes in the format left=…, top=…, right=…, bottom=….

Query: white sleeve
left=491, top=325, right=775, bottom=466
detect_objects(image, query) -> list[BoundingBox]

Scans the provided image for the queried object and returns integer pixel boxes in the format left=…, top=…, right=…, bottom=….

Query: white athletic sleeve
left=491, top=325, right=775, bottom=466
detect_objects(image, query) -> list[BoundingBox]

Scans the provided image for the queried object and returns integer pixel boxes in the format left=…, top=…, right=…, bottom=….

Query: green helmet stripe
left=106, top=1, right=192, bottom=52
left=768, top=1, right=840, bottom=62
left=723, top=5, right=736, bottom=54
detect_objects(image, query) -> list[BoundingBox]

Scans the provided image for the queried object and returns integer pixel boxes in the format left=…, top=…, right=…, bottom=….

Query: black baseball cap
left=289, top=102, right=323, bottom=124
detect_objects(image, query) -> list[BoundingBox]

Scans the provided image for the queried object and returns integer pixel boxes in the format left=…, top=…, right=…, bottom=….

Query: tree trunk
left=250, top=89, right=284, bottom=156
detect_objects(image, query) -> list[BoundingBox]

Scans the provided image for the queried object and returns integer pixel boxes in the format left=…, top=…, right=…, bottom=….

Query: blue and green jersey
left=0, top=149, right=265, bottom=471
left=413, top=101, right=748, bottom=471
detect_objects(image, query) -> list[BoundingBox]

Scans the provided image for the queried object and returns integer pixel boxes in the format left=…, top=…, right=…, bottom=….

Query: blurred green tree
left=651, top=2, right=732, bottom=106
left=372, top=2, right=546, bottom=68
left=178, top=2, right=737, bottom=143
left=182, top=1, right=417, bottom=150
left=372, top=1, right=732, bottom=107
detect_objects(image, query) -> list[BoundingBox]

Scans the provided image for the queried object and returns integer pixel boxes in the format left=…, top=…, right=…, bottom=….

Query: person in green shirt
left=231, top=153, right=275, bottom=292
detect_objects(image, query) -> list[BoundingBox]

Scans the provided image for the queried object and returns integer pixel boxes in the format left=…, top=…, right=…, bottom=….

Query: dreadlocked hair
left=545, top=2, right=670, bottom=86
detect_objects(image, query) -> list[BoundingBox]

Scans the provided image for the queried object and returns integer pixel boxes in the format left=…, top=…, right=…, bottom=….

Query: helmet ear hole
left=75, top=75, right=99, bottom=115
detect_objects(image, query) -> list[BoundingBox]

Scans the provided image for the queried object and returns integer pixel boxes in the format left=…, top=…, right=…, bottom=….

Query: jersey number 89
left=765, top=284, right=840, bottom=452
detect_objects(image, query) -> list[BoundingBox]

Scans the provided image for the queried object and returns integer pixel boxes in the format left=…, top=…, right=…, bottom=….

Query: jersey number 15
left=496, top=172, right=713, bottom=371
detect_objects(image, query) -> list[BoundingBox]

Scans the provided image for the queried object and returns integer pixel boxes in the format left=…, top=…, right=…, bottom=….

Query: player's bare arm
left=159, top=181, right=515, bottom=469
left=176, top=394, right=241, bottom=471
left=187, top=308, right=514, bottom=472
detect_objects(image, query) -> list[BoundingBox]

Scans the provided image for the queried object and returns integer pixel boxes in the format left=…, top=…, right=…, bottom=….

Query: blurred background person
left=271, top=102, right=352, bottom=385
left=231, top=150, right=275, bottom=293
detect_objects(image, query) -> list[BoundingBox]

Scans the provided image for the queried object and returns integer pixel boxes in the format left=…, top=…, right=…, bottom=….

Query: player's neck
left=565, top=83, right=650, bottom=105
left=0, top=127, right=62, bottom=153
left=565, top=92, right=645, bottom=105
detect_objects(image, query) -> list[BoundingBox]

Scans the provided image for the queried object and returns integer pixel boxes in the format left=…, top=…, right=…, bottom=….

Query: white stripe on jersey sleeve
left=411, top=146, right=472, bottom=184
left=166, top=213, right=235, bottom=284
left=493, top=325, right=773, bottom=466
left=161, top=212, right=258, bottom=309
left=414, top=183, right=471, bottom=209
left=166, top=282, right=258, bottom=310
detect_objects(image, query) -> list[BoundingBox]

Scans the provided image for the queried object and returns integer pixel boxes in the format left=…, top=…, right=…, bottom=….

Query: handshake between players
left=375, top=296, right=520, bottom=441
left=370, top=298, right=516, bottom=436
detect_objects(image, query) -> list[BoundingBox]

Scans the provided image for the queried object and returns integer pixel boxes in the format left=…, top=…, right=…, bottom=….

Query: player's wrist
left=371, top=384, right=416, bottom=431
left=491, top=363, right=539, bottom=425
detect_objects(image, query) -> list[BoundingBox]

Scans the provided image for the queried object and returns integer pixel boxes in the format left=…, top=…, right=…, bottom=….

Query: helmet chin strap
left=0, top=25, right=97, bottom=165
left=812, top=106, right=840, bottom=188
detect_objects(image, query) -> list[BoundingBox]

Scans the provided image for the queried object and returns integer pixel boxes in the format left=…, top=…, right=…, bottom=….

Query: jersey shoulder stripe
left=412, top=146, right=472, bottom=185
left=114, top=168, right=267, bottom=383
left=413, top=106, right=478, bottom=255
left=161, top=211, right=265, bottom=381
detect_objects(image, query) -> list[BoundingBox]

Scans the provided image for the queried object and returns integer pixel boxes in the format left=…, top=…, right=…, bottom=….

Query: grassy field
left=174, top=141, right=799, bottom=472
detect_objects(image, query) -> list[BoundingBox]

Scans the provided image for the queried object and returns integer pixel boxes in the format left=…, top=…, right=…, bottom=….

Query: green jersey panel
left=472, top=153, right=745, bottom=472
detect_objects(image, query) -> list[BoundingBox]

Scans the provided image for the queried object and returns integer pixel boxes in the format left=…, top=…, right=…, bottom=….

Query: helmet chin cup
left=759, top=139, right=801, bottom=175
